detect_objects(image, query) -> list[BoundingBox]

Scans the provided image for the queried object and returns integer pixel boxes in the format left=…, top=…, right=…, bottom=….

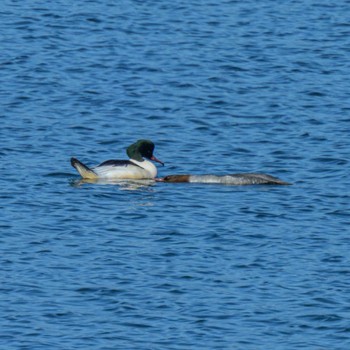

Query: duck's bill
left=151, top=155, right=164, bottom=166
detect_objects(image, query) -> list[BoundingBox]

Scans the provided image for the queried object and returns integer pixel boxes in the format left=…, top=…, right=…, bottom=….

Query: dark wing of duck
left=97, top=160, right=141, bottom=168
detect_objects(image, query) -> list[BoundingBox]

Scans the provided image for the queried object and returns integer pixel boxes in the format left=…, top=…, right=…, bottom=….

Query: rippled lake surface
left=1, top=1, right=350, bottom=349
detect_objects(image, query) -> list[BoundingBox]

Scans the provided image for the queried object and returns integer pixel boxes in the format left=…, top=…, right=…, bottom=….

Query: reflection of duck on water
left=157, top=174, right=291, bottom=185
left=70, top=177, right=156, bottom=190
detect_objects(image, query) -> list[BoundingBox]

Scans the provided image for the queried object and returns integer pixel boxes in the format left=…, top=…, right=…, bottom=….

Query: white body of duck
left=160, top=174, right=291, bottom=185
left=71, top=140, right=163, bottom=180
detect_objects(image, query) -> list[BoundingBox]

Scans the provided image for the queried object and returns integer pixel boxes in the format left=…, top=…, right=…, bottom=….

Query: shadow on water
left=68, top=176, right=292, bottom=193
left=69, top=177, right=156, bottom=191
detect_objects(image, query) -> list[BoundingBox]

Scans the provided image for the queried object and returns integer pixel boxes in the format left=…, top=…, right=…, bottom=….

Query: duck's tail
left=70, top=157, right=98, bottom=179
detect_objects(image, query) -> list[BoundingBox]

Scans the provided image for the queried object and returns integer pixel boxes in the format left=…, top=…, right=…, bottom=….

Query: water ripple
left=1, top=0, right=350, bottom=349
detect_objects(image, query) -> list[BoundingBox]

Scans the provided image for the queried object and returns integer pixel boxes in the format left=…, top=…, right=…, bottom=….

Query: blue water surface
left=1, top=0, right=350, bottom=349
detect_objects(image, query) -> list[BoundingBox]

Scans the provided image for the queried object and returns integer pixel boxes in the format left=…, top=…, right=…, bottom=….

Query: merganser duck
left=71, top=139, right=164, bottom=180
left=159, top=174, right=291, bottom=185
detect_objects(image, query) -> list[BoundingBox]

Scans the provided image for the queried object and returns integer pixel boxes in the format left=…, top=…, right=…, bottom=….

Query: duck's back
left=160, top=173, right=290, bottom=185
left=189, top=173, right=290, bottom=185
